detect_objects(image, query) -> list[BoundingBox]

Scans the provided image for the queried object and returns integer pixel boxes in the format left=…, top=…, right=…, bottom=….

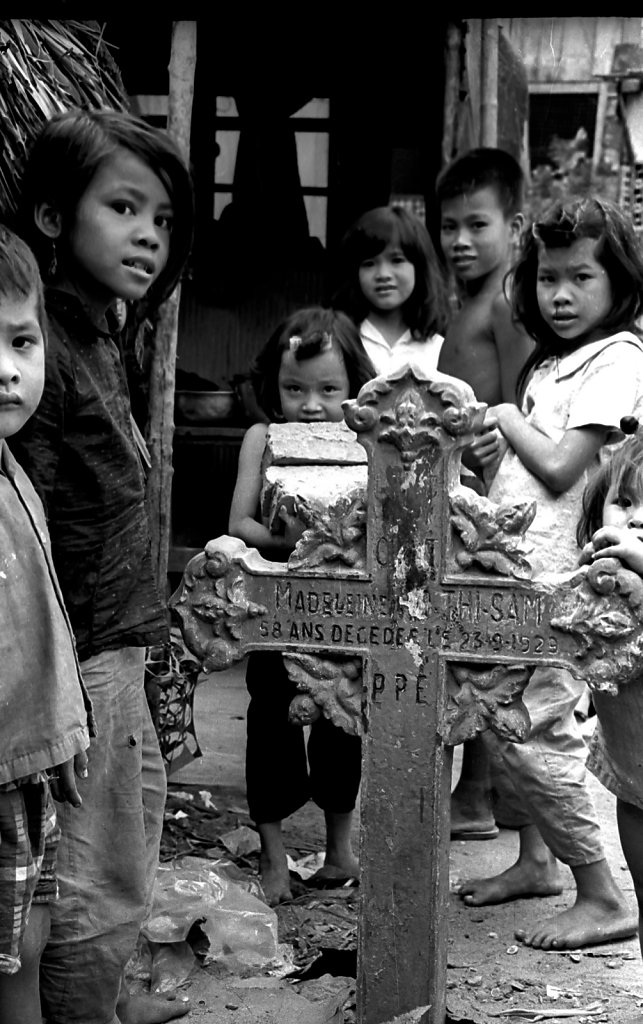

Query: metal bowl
left=175, top=390, right=237, bottom=424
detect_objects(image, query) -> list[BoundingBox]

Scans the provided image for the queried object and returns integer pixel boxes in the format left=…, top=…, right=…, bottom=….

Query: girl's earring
left=48, top=241, right=57, bottom=280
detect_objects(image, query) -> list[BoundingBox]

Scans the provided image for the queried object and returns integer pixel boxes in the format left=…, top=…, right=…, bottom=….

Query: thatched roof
left=0, top=20, right=128, bottom=220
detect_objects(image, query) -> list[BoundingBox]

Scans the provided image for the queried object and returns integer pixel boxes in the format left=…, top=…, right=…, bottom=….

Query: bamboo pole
left=146, top=20, right=196, bottom=593
left=480, top=18, right=498, bottom=147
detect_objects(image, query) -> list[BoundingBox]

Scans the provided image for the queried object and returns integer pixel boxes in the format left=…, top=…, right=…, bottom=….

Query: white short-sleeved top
left=488, top=331, right=643, bottom=576
left=360, top=318, right=444, bottom=376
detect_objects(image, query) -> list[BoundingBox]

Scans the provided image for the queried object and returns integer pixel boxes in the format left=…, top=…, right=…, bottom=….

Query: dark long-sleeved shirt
left=10, top=290, right=168, bottom=661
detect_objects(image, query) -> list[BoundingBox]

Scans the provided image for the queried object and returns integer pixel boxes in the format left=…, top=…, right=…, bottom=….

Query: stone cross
left=170, top=366, right=643, bottom=1024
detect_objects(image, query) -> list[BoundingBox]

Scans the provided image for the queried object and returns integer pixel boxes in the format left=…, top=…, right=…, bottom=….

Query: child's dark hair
left=332, top=205, right=449, bottom=338
left=17, top=108, right=194, bottom=308
left=251, top=306, right=376, bottom=420
left=0, top=223, right=46, bottom=341
left=577, top=427, right=643, bottom=547
left=435, top=147, right=524, bottom=218
left=514, top=197, right=643, bottom=400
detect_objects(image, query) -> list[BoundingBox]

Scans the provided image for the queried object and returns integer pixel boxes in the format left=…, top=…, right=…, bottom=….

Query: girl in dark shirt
left=11, top=109, right=194, bottom=1024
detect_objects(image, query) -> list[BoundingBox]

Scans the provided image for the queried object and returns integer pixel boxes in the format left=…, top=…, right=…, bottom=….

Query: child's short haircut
left=436, top=147, right=524, bottom=218
left=17, top=108, right=194, bottom=307
left=251, top=306, right=376, bottom=420
left=0, top=223, right=46, bottom=340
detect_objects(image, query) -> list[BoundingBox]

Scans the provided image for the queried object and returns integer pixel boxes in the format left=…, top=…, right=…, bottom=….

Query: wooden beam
left=528, top=81, right=601, bottom=94
left=592, top=80, right=609, bottom=173
left=442, top=21, right=462, bottom=165
left=481, top=19, right=499, bottom=147
left=146, top=20, right=196, bottom=592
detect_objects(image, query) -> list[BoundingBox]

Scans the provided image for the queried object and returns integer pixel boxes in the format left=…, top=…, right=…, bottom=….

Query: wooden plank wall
left=499, top=18, right=641, bottom=82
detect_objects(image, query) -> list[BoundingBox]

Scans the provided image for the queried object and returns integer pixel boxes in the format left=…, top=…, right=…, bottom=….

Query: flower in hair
left=620, top=416, right=640, bottom=435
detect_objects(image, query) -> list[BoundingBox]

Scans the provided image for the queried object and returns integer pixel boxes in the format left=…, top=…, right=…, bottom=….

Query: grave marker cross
left=171, top=366, right=643, bottom=1024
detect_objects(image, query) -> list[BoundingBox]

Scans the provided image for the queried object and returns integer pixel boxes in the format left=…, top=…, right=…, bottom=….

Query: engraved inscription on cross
left=170, top=365, right=643, bottom=1024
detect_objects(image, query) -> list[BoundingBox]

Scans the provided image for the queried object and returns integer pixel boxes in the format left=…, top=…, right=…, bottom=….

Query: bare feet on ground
left=457, top=857, right=563, bottom=906
left=450, top=791, right=498, bottom=839
left=458, top=847, right=638, bottom=951
left=514, top=892, right=638, bottom=950
left=312, top=850, right=360, bottom=884
left=118, top=992, right=190, bottom=1024
left=259, top=851, right=293, bottom=906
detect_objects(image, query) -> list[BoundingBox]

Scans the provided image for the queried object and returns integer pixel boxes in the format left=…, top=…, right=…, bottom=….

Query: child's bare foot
left=515, top=896, right=637, bottom=949
left=259, top=852, right=293, bottom=905
left=256, top=821, right=292, bottom=905
left=117, top=991, right=190, bottom=1023
left=451, top=737, right=497, bottom=840
left=320, top=810, right=359, bottom=884
left=458, top=822, right=561, bottom=904
left=450, top=793, right=498, bottom=840
left=311, top=849, right=360, bottom=885
left=458, top=857, right=563, bottom=905
left=329, top=848, right=360, bottom=879
left=514, top=862, right=638, bottom=950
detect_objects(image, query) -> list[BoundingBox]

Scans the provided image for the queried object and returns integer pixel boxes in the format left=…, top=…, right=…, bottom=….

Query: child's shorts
left=0, top=775, right=59, bottom=975
left=587, top=684, right=643, bottom=813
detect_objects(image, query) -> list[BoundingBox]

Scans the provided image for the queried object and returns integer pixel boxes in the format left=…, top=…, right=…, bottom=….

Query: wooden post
left=592, top=80, right=609, bottom=175
left=146, top=20, right=196, bottom=590
left=480, top=18, right=498, bottom=147
left=464, top=19, right=482, bottom=149
left=442, top=21, right=462, bottom=165
left=171, top=366, right=643, bottom=1023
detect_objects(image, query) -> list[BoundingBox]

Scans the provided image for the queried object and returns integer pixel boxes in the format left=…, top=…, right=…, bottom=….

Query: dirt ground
left=142, top=661, right=643, bottom=1024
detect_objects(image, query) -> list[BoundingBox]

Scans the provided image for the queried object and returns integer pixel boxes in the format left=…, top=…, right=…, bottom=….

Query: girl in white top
left=332, top=205, right=450, bottom=375
left=458, top=197, right=643, bottom=953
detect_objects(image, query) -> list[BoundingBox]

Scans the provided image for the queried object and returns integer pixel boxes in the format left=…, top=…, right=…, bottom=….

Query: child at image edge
left=435, top=148, right=535, bottom=841
left=9, top=110, right=194, bottom=1024
left=457, top=197, right=643, bottom=951
left=229, top=306, right=375, bottom=905
left=579, top=427, right=643, bottom=977
left=332, top=203, right=450, bottom=376
left=0, top=225, right=92, bottom=1024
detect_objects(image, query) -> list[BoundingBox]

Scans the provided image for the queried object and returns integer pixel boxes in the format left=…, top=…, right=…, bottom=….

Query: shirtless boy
left=436, top=148, right=534, bottom=842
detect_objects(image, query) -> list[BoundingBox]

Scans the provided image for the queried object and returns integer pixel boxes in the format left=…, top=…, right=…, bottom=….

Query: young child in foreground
left=0, top=225, right=92, bottom=1024
left=10, top=109, right=194, bottom=1024
left=332, top=203, right=449, bottom=374
left=578, top=425, right=643, bottom=972
left=229, top=306, right=375, bottom=905
left=457, top=196, right=643, bottom=951
left=435, top=148, right=535, bottom=840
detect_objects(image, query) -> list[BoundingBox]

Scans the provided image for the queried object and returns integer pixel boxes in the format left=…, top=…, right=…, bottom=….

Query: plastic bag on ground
left=150, top=940, right=196, bottom=993
left=142, top=855, right=281, bottom=972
